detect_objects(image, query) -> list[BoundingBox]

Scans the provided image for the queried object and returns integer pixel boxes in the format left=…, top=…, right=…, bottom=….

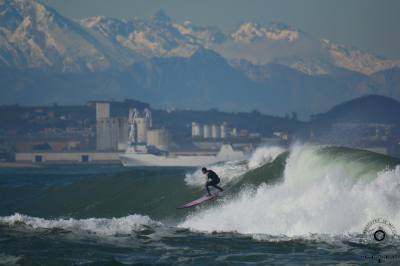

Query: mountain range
left=1, top=0, right=400, bottom=118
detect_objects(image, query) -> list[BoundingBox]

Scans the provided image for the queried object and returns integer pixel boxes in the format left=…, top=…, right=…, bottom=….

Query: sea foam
left=0, top=213, right=161, bottom=236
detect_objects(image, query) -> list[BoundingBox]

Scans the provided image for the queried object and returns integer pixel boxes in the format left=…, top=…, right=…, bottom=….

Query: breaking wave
left=180, top=144, right=400, bottom=237
left=0, top=213, right=161, bottom=236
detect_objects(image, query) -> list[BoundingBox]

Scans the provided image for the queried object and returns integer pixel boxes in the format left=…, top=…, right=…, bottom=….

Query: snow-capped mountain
left=0, top=0, right=399, bottom=76
left=230, top=22, right=300, bottom=43
left=214, top=22, right=400, bottom=75
left=321, top=39, right=400, bottom=75
left=80, top=11, right=400, bottom=75
left=0, top=0, right=141, bottom=72
left=80, top=10, right=224, bottom=58
left=85, top=11, right=199, bottom=58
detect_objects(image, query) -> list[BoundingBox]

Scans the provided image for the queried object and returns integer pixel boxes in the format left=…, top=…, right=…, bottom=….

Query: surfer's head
left=201, top=167, right=207, bottom=174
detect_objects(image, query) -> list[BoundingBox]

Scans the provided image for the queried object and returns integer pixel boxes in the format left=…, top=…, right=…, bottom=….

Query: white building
left=203, top=124, right=212, bottom=139
left=96, top=117, right=128, bottom=151
left=211, top=124, right=220, bottom=139
left=192, top=122, right=229, bottom=139
left=96, top=102, right=110, bottom=120
left=220, top=122, right=227, bottom=139
left=192, top=122, right=203, bottom=138
left=147, top=129, right=170, bottom=151
left=96, top=102, right=129, bottom=151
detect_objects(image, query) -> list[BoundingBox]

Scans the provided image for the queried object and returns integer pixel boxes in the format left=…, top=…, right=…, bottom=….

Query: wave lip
left=247, top=146, right=285, bottom=169
left=0, top=213, right=162, bottom=236
left=184, top=146, right=286, bottom=187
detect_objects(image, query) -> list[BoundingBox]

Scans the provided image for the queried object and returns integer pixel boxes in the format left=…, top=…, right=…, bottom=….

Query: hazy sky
left=41, top=0, right=400, bottom=59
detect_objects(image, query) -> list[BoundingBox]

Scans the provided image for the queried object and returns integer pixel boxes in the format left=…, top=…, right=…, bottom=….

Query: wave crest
left=0, top=213, right=161, bottom=236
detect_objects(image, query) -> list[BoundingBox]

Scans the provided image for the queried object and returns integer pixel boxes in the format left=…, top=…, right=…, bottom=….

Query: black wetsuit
left=205, top=170, right=224, bottom=196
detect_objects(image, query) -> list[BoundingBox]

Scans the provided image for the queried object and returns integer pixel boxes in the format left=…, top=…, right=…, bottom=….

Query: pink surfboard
left=178, top=192, right=220, bottom=209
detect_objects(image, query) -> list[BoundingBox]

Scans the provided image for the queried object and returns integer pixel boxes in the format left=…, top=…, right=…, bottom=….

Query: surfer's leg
left=212, top=179, right=224, bottom=192
left=205, top=181, right=212, bottom=196
left=213, top=184, right=224, bottom=192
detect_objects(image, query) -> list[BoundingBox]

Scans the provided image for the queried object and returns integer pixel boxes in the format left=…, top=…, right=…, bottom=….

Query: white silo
left=220, top=122, right=227, bottom=139
left=96, top=102, right=110, bottom=120
left=147, top=129, right=170, bottom=151
left=211, top=124, right=220, bottom=139
left=203, top=124, right=211, bottom=139
left=192, top=122, right=203, bottom=138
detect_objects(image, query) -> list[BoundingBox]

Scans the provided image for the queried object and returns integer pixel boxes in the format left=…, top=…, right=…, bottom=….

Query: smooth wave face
left=180, top=144, right=400, bottom=236
left=0, top=167, right=199, bottom=220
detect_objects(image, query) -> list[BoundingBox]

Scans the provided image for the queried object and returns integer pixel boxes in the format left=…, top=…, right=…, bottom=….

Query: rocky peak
left=150, top=10, right=171, bottom=24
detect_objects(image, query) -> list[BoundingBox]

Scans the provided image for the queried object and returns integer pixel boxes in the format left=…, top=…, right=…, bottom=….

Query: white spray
left=184, top=145, right=285, bottom=187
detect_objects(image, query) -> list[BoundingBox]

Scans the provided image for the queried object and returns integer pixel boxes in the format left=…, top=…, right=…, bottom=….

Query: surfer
left=202, top=167, right=224, bottom=196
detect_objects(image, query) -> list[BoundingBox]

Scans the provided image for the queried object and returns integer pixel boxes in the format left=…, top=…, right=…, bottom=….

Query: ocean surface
left=1, top=144, right=400, bottom=265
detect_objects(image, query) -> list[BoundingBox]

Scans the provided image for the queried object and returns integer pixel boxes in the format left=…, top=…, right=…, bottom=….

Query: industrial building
left=191, top=122, right=229, bottom=139
left=96, top=102, right=110, bottom=120
left=126, top=108, right=170, bottom=151
left=147, top=129, right=170, bottom=151
left=203, top=124, right=212, bottom=138
left=128, top=108, right=152, bottom=144
left=211, top=124, right=220, bottom=139
left=96, top=105, right=172, bottom=153
left=220, top=122, right=227, bottom=138
left=191, top=122, right=202, bottom=138
left=96, top=102, right=129, bottom=151
left=15, top=137, right=89, bottom=153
